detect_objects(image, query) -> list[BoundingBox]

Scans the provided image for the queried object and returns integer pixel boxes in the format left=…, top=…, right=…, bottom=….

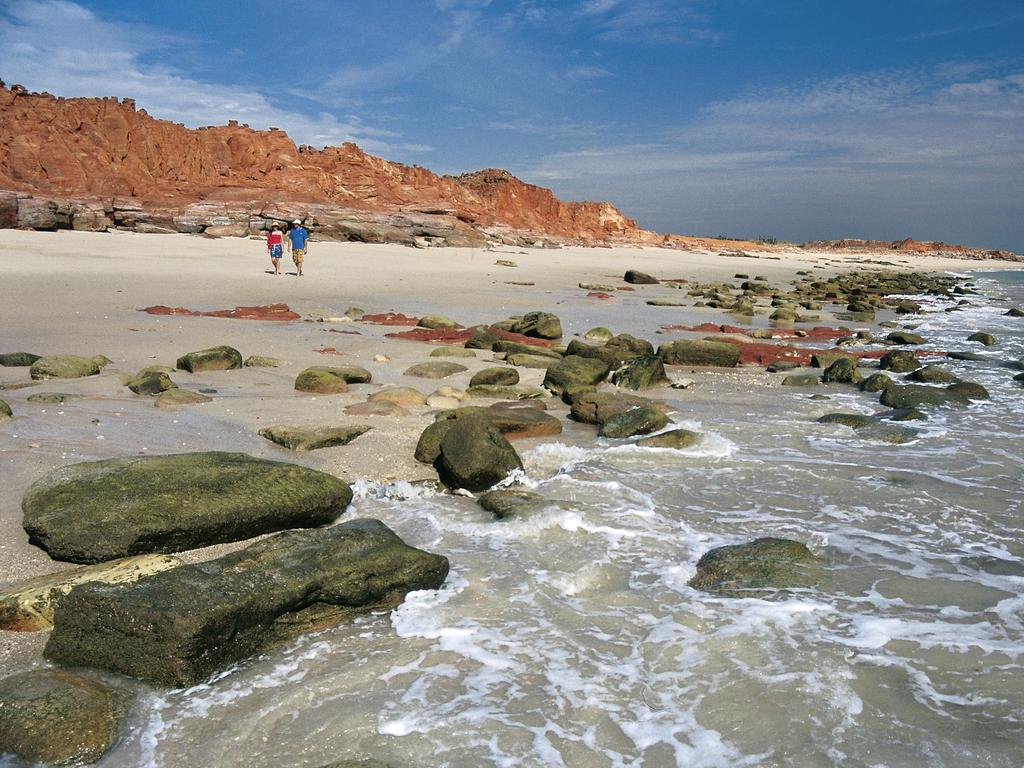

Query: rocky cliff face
left=0, top=84, right=644, bottom=245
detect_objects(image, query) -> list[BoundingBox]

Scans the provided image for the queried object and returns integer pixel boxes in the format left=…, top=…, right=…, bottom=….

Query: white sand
left=0, top=228, right=1019, bottom=672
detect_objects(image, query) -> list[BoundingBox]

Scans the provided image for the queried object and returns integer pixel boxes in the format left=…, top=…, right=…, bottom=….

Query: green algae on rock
left=175, top=345, right=243, bottom=372
left=688, top=537, right=822, bottom=592
left=259, top=424, right=371, bottom=451
left=22, top=451, right=353, bottom=563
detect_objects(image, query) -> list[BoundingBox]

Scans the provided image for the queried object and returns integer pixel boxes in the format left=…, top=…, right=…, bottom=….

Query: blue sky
left=1, top=1, right=1022, bottom=250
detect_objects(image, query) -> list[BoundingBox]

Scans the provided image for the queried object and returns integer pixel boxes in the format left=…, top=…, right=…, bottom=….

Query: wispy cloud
left=575, top=0, right=720, bottom=44
left=0, top=0, right=427, bottom=154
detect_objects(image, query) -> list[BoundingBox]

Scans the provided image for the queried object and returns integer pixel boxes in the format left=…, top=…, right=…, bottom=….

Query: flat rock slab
left=29, top=354, right=105, bottom=380
left=260, top=424, right=371, bottom=451
left=155, top=388, right=212, bottom=408
left=368, top=387, right=428, bottom=407
left=0, top=554, right=181, bottom=631
left=45, top=519, right=449, bottom=687
left=404, top=361, right=468, bottom=379
left=0, top=670, right=129, bottom=765
left=0, top=351, right=41, bottom=367
left=22, top=451, right=353, bottom=563
left=27, top=392, right=83, bottom=404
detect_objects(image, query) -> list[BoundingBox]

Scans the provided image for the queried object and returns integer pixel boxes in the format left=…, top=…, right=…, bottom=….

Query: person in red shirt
left=266, top=225, right=284, bottom=275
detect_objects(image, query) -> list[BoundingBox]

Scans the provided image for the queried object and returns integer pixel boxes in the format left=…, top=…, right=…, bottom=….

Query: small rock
left=635, top=428, right=701, bottom=449
left=368, top=387, right=428, bottom=407
left=154, top=388, right=212, bottom=408
left=0, top=398, right=11, bottom=423
left=781, top=374, right=820, bottom=387
left=244, top=355, right=283, bottom=367
left=583, top=327, right=614, bottom=343
left=344, top=400, right=409, bottom=417
left=175, top=345, right=243, bottom=372
left=430, top=346, right=477, bottom=358
left=818, top=413, right=873, bottom=428
left=879, top=350, right=920, bottom=373
left=470, top=367, right=520, bottom=387
left=259, top=424, right=371, bottom=451
left=478, top=489, right=549, bottom=519
left=404, top=361, right=469, bottom=379
left=967, top=331, right=996, bottom=346
left=30, top=355, right=103, bottom=380
left=27, top=392, right=81, bottom=404
left=417, top=314, right=459, bottom=329
left=886, top=331, right=926, bottom=345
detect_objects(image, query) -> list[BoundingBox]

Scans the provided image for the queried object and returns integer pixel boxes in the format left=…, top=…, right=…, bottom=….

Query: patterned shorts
left=269, top=244, right=283, bottom=258
left=292, top=248, right=306, bottom=264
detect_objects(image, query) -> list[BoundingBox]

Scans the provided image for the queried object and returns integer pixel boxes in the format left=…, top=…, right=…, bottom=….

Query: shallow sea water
left=8, top=272, right=1024, bottom=768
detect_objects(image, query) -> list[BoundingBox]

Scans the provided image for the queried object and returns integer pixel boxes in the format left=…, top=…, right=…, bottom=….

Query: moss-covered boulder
left=44, top=519, right=449, bottom=687
left=821, top=357, right=862, bottom=384
left=417, top=314, right=459, bottom=329
left=853, top=422, right=919, bottom=444
left=810, top=351, right=855, bottom=369
left=879, top=384, right=966, bottom=409
left=946, top=381, right=989, bottom=400
left=624, top=269, right=658, bottom=284
left=464, top=326, right=504, bottom=349
left=430, top=346, right=477, bottom=358
left=636, top=429, right=701, bottom=449
left=584, top=327, right=614, bottom=343
left=859, top=372, right=896, bottom=393
left=244, top=355, right=283, bottom=367
left=127, top=369, right=177, bottom=395
left=611, top=355, right=670, bottom=390
left=1005, top=307, right=1024, bottom=317
left=907, top=365, right=958, bottom=384
left=509, top=311, right=562, bottom=340
left=598, top=406, right=669, bottom=438
left=478, top=489, right=549, bottom=519
left=493, top=340, right=562, bottom=359
left=505, top=352, right=558, bottom=369
left=295, top=366, right=371, bottom=393
left=175, top=345, right=242, bottom=372
left=818, top=413, right=873, bottom=428
left=470, top=367, right=520, bottom=387
left=0, top=352, right=41, bottom=367
left=404, top=361, right=468, bottom=379
left=658, top=340, right=740, bottom=367
left=22, top=452, right=353, bottom=563
left=886, top=331, right=926, bottom=345
left=542, top=355, right=610, bottom=394
left=488, top=404, right=562, bottom=439
left=565, top=335, right=654, bottom=368
left=29, top=355, right=103, bottom=380
left=781, top=374, right=820, bottom=387
left=569, top=391, right=651, bottom=424
left=967, top=331, right=996, bottom=346
left=688, top=538, right=822, bottom=593
left=0, top=554, right=181, bottom=632
left=0, top=670, right=130, bottom=765
left=259, top=424, right=371, bottom=451
left=154, top=388, right=212, bottom=409
left=879, top=350, right=921, bottom=373
left=434, top=412, right=523, bottom=491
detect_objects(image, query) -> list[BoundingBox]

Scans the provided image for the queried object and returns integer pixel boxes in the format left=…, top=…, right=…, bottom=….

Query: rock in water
left=22, top=452, right=353, bottom=563
left=0, top=670, right=129, bottom=765
left=435, top=412, right=523, bottom=491
left=611, top=355, right=669, bottom=390
left=879, top=384, right=967, bottom=409
left=688, top=538, right=822, bottom=592
left=0, top=351, right=41, bottom=367
left=598, top=406, right=669, bottom=438
left=29, top=355, right=103, bottom=380
left=967, top=331, right=996, bottom=346
left=885, top=331, right=926, bottom=345
left=175, top=345, right=243, bottom=372
left=478, top=489, right=551, bottom=519
left=907, top=365, right=958, bottom=384
left=44, top=520, right=449, bottom=687
left=859, top=373, right=896, bottom=392
left=0, top=554, right=181, bottom=631
left=821, top=357, right=862, bottom=384
left=259, top=424, right=371, bottom=451
left=879, top=350, right=920, bottom=373
left=636, top=429, right=701, bottom=449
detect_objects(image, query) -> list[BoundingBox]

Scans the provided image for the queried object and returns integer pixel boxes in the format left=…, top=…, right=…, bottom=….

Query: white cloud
left=0, top=0, right=427, bottom=154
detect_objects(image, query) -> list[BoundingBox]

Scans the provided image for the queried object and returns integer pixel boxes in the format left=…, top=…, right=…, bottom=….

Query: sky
left=1, top=0, right=1022, bottom=251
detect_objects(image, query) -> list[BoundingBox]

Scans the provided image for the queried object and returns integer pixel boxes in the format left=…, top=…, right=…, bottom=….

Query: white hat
left=292, top=219, right=301, bottom=224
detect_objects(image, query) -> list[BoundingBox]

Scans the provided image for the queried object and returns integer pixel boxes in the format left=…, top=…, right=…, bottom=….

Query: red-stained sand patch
left=315, top=347, right=344, bottom=355
left=360, top=312, right=420, bottom=326
left=324, top=328, right=362, bottom=335
left=617, top=287, right=636, bottom=292
left=586, top=292, right=613, bottom=299
left=386, top=325, right=556, bottom=347
left=141, top=303, right=300, bottom=321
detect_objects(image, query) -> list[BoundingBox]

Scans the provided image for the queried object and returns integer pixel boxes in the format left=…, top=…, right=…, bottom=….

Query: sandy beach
left=2, top=229, right=1023, bottom=764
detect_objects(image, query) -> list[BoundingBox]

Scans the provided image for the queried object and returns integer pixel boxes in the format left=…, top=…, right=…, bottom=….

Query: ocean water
left=12, top=272, right=1024, bottom=768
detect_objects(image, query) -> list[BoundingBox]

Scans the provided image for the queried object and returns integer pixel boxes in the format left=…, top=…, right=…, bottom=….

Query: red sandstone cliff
left=0, top=83, right=643, bottom=245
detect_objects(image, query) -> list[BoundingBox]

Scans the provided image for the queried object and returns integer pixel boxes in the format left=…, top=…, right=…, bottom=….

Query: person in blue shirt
left=287, top=219, right=310, bottom=277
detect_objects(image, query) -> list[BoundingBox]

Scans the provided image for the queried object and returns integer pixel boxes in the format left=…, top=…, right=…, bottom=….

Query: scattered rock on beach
left=508, top=311, right=563, bottom=340
left=879, top=350, right=921, bottom=373
left=636, top=428, right=702, bottom=449
left=259, top=424, right=371, bottom=451
left=22, top=452, right=353, bottom=563
left=810, top=351, right=855, bottom=369
left=369, top=387, right=427, bottom=407
left=434, top=412, right=523, bottom=491
left=154, top=388, right=212, bottom=409
left=244, top=355, right=283, bottom=367
left=0, top=352, right=41, bottom=367
left=859, top=373, right=896, bottom=392
left=295, top=366, right=366, bottom=393
left=417, top=314, right=459, bottom=330
left=1005, top=307, right=1024, bottom=317
left=26, top=392, right=81, bottom=404
left=879, top=384, right=966, bottom=409
left=175, top=345, right=243, bottom=372
left=569, top=390, right=654, bottom=424
left=127, top=368, right=177, bottom=395
left=344, top=399, right=409, bottom=417
left=624, top=269, right=659, bottom=285
left=44, top=519, right=449, bottom=687
left=430, top=346, right=477, bottom=358
left=657, top=340, right=740, bottom=368
left=818, top=413, right=873, bottom=428
left=470, top=367, right=520, bottom=387
left=907, top=365, right=958, bottom=384
left=583, top=327, right=614, bottom=342
left=821, top=357, right=862, bottom=384
left=0, top=554, right=181, bottom=632
left=886, top=331, right=926, bottom=346
left=542, top=355, right=611, bottom=394
left=507, top=352, right=560, bottom=369
left=946, top=381, right=989, bottom=400
left=598, top=406, right=668, bottom=438
left=30, top=355, right=104, bottom=380
left=466, top=384, right=549, bottom=400
left=611, top=355, right=670, bottom=390
left=688, top=538, right=822, bottom=593
left=0, top=669, right=130, bottom=766
left=404, top=361, right=468, bottom=379
left=781, top=374, right=820, bottom=387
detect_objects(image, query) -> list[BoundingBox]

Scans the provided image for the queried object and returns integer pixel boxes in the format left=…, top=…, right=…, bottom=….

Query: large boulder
left=0, top=670, right=129, bottom=765
left=44, top=520, right=449, bottom=687
left=598, top=406, right=669, bottom=438
left=611, top=355, right=669, bottom=390
left=509, top=311, right=562, bottom=340
left=488, top=404, right=562, bottom=439
left=0, top=554, right=181, bottom=632
left=0, top=351, right=41, bottom=367
left=29, top=355, right=103, bottom=380
left=821, top=357, right=862, bottom=384
left=810, top=351, right=855, bottom=369
left=688, top=538, right=822, bottom=592
left=22, top=452, right=353, bottom=563
left=175, top=345, right=243, bottom=372
left=570, top=391, right=652, bottom=425
left=542, top=355, right=610, bottom=394
left=657, top=340, right=740, bottom=367
left=879, top=350, right=920, bottom=373
left=946, top=381, right=990, bottom=401
left=879, top=384, right=966, bottom=409
left=259, top=424, right=371, bottom=451
left=434, top=412, right=523, bottom=491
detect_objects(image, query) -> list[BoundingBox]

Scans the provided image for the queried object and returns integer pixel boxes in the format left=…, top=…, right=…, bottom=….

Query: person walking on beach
left=287, top=219, right=310, bottom=277
left=266, top=224, right=284, bottom=275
